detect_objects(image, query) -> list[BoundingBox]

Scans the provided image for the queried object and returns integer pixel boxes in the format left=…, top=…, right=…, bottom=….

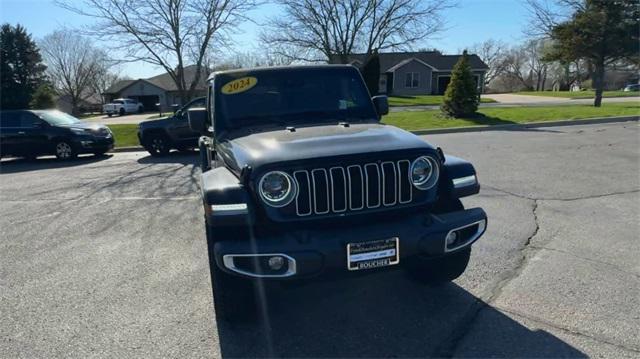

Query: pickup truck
left=188, top=65, right=488, bottom=322
left=103, top=98, right=144, bottom=117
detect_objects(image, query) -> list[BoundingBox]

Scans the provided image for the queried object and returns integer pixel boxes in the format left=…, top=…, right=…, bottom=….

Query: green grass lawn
left=389, top=95, right=496, bottom=107
left=107, top=124, right=140, bottom=147
left=516, top=90, right=639, bottom=99
left=382, top=102, right=640, bottom=131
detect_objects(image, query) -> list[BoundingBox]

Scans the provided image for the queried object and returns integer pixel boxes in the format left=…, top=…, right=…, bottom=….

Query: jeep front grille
left=292, top=160, right=413, bottom=216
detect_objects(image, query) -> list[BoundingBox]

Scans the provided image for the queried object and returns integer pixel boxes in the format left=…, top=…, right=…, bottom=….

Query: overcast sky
left=1, top=0, right=532, bottom=79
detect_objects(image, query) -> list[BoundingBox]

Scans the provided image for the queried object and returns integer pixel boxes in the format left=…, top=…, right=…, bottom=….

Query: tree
left=90, top=65, right=127, bottom=106
left=29, top=83, right=56, bottom=109
left=441, top=51, right=479, bottom=118
left=58, top=0, right=259, bottom=104
left=546, top=1, right=639, bottom=106
left=39, top=30, right=107, bottom=115
left=361, top=51, right=380, bottom=95
left=0, top=24, right=48, bottom=109
left=527, top=0, right=640, bottom=106
left=261, top=0, right=454, bottom=63
left=523, top=38, right=551, bottom=91
left=470, top=39, right=508, bottom=92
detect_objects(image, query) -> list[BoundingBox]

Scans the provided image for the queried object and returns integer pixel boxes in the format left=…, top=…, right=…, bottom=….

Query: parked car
left=623, top=84, right=640, bottom=92
left=137, top=97, right=205, bottom=156
left=188, top=65, right=488, bottom=321
left=0, top=110, right=114, bottom=160
left=103, top=98, right=144, bottom=116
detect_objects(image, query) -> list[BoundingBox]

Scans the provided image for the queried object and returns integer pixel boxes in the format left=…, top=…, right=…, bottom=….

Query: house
left=103, top=65, right=208, bottom=111
left=334, top=51, right=489, bottom=96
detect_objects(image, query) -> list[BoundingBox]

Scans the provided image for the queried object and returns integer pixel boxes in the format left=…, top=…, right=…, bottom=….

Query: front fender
left=439, top=155, right=480, bottom=199
left=201, top=166, right=254, bottom=227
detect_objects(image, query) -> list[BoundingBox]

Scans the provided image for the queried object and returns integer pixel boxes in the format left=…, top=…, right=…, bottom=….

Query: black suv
left=0, top=110, right=114, bottom=160
left=189, top=66, right=488, bottom=321
left=137, top=97, right=205, bottom=156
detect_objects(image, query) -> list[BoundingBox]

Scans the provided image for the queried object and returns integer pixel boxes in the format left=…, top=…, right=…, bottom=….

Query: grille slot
left=294, top=160, right=414, bottom=216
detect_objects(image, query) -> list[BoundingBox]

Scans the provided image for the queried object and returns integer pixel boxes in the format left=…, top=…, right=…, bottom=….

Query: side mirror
left=188, top=107, right=210, bottom=134
left=372, top=95, right=389, bottom=117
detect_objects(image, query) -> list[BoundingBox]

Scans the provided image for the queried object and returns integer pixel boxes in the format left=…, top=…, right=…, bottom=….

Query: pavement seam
left=495, top=306, right=640, bottom=353
left=483, top=185, right=640, bottom=202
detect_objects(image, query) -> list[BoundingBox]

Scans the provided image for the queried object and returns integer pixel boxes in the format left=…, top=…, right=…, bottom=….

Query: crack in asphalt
left=436, top=186, right=640, bottom=357
left=433, top=198, right=540, bottom=358
left=496, top=306, right=640, bottom=353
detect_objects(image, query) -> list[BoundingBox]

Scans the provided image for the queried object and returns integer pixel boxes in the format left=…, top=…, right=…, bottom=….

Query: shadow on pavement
left=136, top=151, right=199, bottom=166
left=0, top=154, right=112, bottom=174
left=211, top=268, right=586, bottom=358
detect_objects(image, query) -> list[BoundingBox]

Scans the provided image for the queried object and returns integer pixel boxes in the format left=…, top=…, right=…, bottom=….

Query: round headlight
left=259, top=171, right=297, bottom=207
left=410, top=156, right=439, bottom=190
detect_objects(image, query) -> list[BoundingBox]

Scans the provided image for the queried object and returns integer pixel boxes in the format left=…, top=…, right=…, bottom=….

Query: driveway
left=1, top=121, right=638, bottom=357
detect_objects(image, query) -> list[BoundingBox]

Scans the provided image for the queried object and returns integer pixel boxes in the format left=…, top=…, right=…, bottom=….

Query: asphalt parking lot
left=1, top=121, right=638, bottom=358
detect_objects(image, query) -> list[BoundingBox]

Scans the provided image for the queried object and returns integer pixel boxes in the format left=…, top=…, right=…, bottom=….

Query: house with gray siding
left=334, top=51, right=489, bottom=96
left=103, top=65, right=207, bottom=111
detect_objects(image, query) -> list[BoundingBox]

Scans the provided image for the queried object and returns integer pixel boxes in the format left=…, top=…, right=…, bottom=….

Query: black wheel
left=54, top=141, right=77, bottom=160
left=144, top=133, right=171, bottom=156
left=107, top=113, right=113, bottom=118
left=405, top=198, right=469, bottom=285
left=119, top=108, right=125, bottom=116
left=206, top=224, right=258, bottom=322
left=138, top=106, right=144, bottom=114
left=406, top=247, right=471, bottom=286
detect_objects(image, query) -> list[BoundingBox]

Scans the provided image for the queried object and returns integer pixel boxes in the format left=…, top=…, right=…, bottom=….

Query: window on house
left=405, top=72, right=420, bottom=88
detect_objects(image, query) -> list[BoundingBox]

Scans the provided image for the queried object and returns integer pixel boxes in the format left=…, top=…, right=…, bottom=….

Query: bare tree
left=523, top=0, right=583, bottom=37
left=523, top=38, right=550, bottom=91
left=39, top=30, right=107, bottom=115
left=261, top=0, right=455, bottom=63
left=90, top=65, right=129, bottom=106
left=470, top=39, right=508, bottom=91
left=57, top=0, right=259, bottom=104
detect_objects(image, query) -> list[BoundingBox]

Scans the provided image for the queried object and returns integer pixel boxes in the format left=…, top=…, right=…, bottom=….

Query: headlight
left=259, top=171, right=297, bottom=207
left=410, top=156, right=439, bottom=190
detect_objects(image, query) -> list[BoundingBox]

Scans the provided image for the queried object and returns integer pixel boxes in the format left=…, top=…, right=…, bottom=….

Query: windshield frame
left=212, top=66, right=378, bottom=135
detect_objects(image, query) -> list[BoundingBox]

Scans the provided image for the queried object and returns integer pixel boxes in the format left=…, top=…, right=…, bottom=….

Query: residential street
left=0, top=121, right=638, bottom=358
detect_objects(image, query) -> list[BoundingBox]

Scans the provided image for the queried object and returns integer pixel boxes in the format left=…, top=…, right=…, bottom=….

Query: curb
left=409, top=115, right=639, bottom=135
left=111, top=146, right=144, bottom=153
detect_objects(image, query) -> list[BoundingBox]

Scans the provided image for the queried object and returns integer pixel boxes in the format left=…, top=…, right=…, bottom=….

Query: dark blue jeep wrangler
left=189, top=65, right=487, bottom=321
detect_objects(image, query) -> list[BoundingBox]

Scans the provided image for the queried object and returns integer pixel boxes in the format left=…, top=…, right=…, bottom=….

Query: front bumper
left=213, top=207, right=487, bottom=279
left=72, top=136, right=114, bottom=153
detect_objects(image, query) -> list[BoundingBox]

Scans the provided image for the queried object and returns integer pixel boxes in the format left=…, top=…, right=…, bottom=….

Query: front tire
left=107, top=113, right=113, bottom=118
left=405, top=248, right=471, bottom=286
left=119, top=108, right=125, bottom=116
left=206, top=224, right=258, bottom=322
left=54, top=141, right=77, bottom=160
left=144, top=133, right=171, bottom=156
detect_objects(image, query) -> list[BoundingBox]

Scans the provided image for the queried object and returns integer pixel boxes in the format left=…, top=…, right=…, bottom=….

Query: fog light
left=268, top=256, right=285, bottom=270
left=445, top=231, right=458, bottom=247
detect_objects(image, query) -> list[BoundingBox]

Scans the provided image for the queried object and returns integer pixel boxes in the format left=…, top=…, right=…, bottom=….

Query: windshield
left=214, top=67, right=376, bottom=130
left=37, top=110, right=82, bottom=125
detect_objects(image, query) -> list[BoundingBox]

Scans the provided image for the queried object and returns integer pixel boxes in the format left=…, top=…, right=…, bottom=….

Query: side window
left=20, top=113, right=43, bottom=128
left=0, top=112, right=20, bottom=128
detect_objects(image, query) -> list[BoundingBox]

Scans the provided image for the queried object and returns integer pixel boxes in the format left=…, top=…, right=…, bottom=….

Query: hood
left=56, top=121, right=108, bottom=130
left=218, top=122, right=434, bottom=173
left=139, top=116, right=172, bottom=128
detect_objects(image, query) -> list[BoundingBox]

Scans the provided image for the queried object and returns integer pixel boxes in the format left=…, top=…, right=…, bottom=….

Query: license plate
left=347, top=238, right=399, bottom=271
